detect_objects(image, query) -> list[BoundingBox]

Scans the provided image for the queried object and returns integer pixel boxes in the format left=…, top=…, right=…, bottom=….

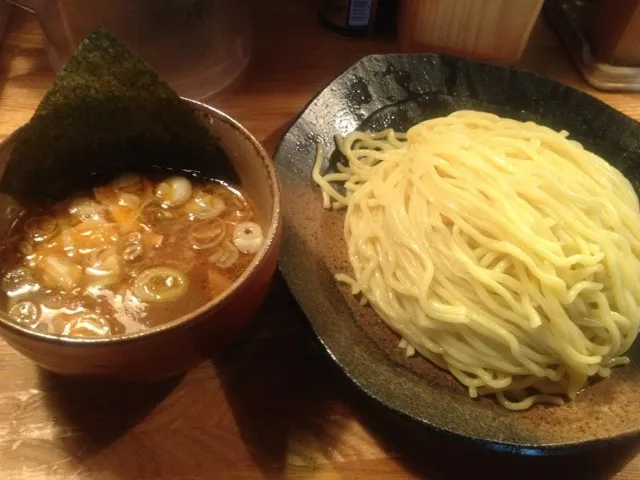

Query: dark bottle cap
left=318, top=0, right=377, bottom=37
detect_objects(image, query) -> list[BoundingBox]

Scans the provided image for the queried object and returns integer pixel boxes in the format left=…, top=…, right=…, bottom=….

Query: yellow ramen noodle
left=312, top=110, right=640, bottom=410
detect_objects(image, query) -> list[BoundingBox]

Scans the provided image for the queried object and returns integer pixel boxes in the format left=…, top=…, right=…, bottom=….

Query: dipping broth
left=0, top=174, right=264, bottom=337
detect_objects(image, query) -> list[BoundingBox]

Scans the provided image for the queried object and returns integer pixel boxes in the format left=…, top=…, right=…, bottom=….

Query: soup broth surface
left=0, top=174, right=263, bottom=337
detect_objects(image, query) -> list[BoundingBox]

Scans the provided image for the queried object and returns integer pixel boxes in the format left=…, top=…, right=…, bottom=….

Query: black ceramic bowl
left=274, top=54, right=640, bottom=454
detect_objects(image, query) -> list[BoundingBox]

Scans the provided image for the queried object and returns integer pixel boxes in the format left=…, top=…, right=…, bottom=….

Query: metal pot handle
left=7, top=0, right=35, bottom=13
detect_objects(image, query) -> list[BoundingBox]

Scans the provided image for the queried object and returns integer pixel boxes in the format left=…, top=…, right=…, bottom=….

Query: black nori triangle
left=2, top=27, right=235, bottom=202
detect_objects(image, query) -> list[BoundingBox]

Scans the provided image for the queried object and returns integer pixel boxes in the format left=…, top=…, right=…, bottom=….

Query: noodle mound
left=312, top=110, right=640, bottom=410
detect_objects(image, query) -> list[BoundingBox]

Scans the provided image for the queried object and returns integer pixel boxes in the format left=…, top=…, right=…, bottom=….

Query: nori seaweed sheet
left=1, top=27, right=235, bottom=202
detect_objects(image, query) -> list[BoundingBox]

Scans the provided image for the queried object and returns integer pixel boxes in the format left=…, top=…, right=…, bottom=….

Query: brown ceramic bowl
left=0, top=99, right=281, bottom=381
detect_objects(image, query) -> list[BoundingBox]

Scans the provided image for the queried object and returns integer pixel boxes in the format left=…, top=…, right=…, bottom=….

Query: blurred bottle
left=318, top=0, right=378, bottom=36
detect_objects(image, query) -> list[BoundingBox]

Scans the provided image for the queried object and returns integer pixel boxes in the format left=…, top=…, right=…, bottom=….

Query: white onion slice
left=85, top=275, right=120, bottom=295
left=122, top=243, right=143, bottom=262
left=69, top=198, right=106, bottom=222
left=115, top=173, right=142, bottom=192
left=155, top=176, right=193, bottom=207
left=53, top=312, right=113, bottom=337
left=1, top=267, right=37, bottom=296
left=233, top=221, right=264, bottom=254
left=108, top=192, right=142, bottom=224
left=184, top=191, right=226, bottom=220
left=39, top=255, right=83, bottom=292
left=140, top=206, right=176, bottom=233
left=188, top=218, right=226, bottom=250
left=95, top=174, right=146, bottom=206
left=86, top=246, right=121, bottom=278
left=117, top=192, right=142, bottom=210
left=208, top=241, right=239, bottom=268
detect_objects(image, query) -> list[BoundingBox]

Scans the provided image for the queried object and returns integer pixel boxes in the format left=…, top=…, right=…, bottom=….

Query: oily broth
left=0, top=174, right=263, bottom=337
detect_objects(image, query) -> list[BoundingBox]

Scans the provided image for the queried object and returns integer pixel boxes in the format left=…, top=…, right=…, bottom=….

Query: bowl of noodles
left=274, top=54, right=640, bottom=453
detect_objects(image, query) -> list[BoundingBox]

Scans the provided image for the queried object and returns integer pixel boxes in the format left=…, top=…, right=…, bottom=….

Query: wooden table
left=0, top=1, right=639, bottom=479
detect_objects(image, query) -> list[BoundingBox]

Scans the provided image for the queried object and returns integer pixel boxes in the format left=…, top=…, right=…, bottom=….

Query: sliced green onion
left=24, top=216, right=59, bottom=243
left=9, top=300, right=40, bottom=326
left=132, top=266, right=188, bottom=303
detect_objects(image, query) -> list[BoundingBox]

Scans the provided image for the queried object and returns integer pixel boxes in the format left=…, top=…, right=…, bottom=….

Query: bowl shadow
left=211, top=274, right=354, bottom=478
left=341, top=373, right=640, bottom=480
left=37, top=369, right=181, bottom=472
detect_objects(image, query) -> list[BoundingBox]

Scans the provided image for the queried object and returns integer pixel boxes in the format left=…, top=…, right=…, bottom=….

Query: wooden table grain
left=0, top=1, right=639, bottom=479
